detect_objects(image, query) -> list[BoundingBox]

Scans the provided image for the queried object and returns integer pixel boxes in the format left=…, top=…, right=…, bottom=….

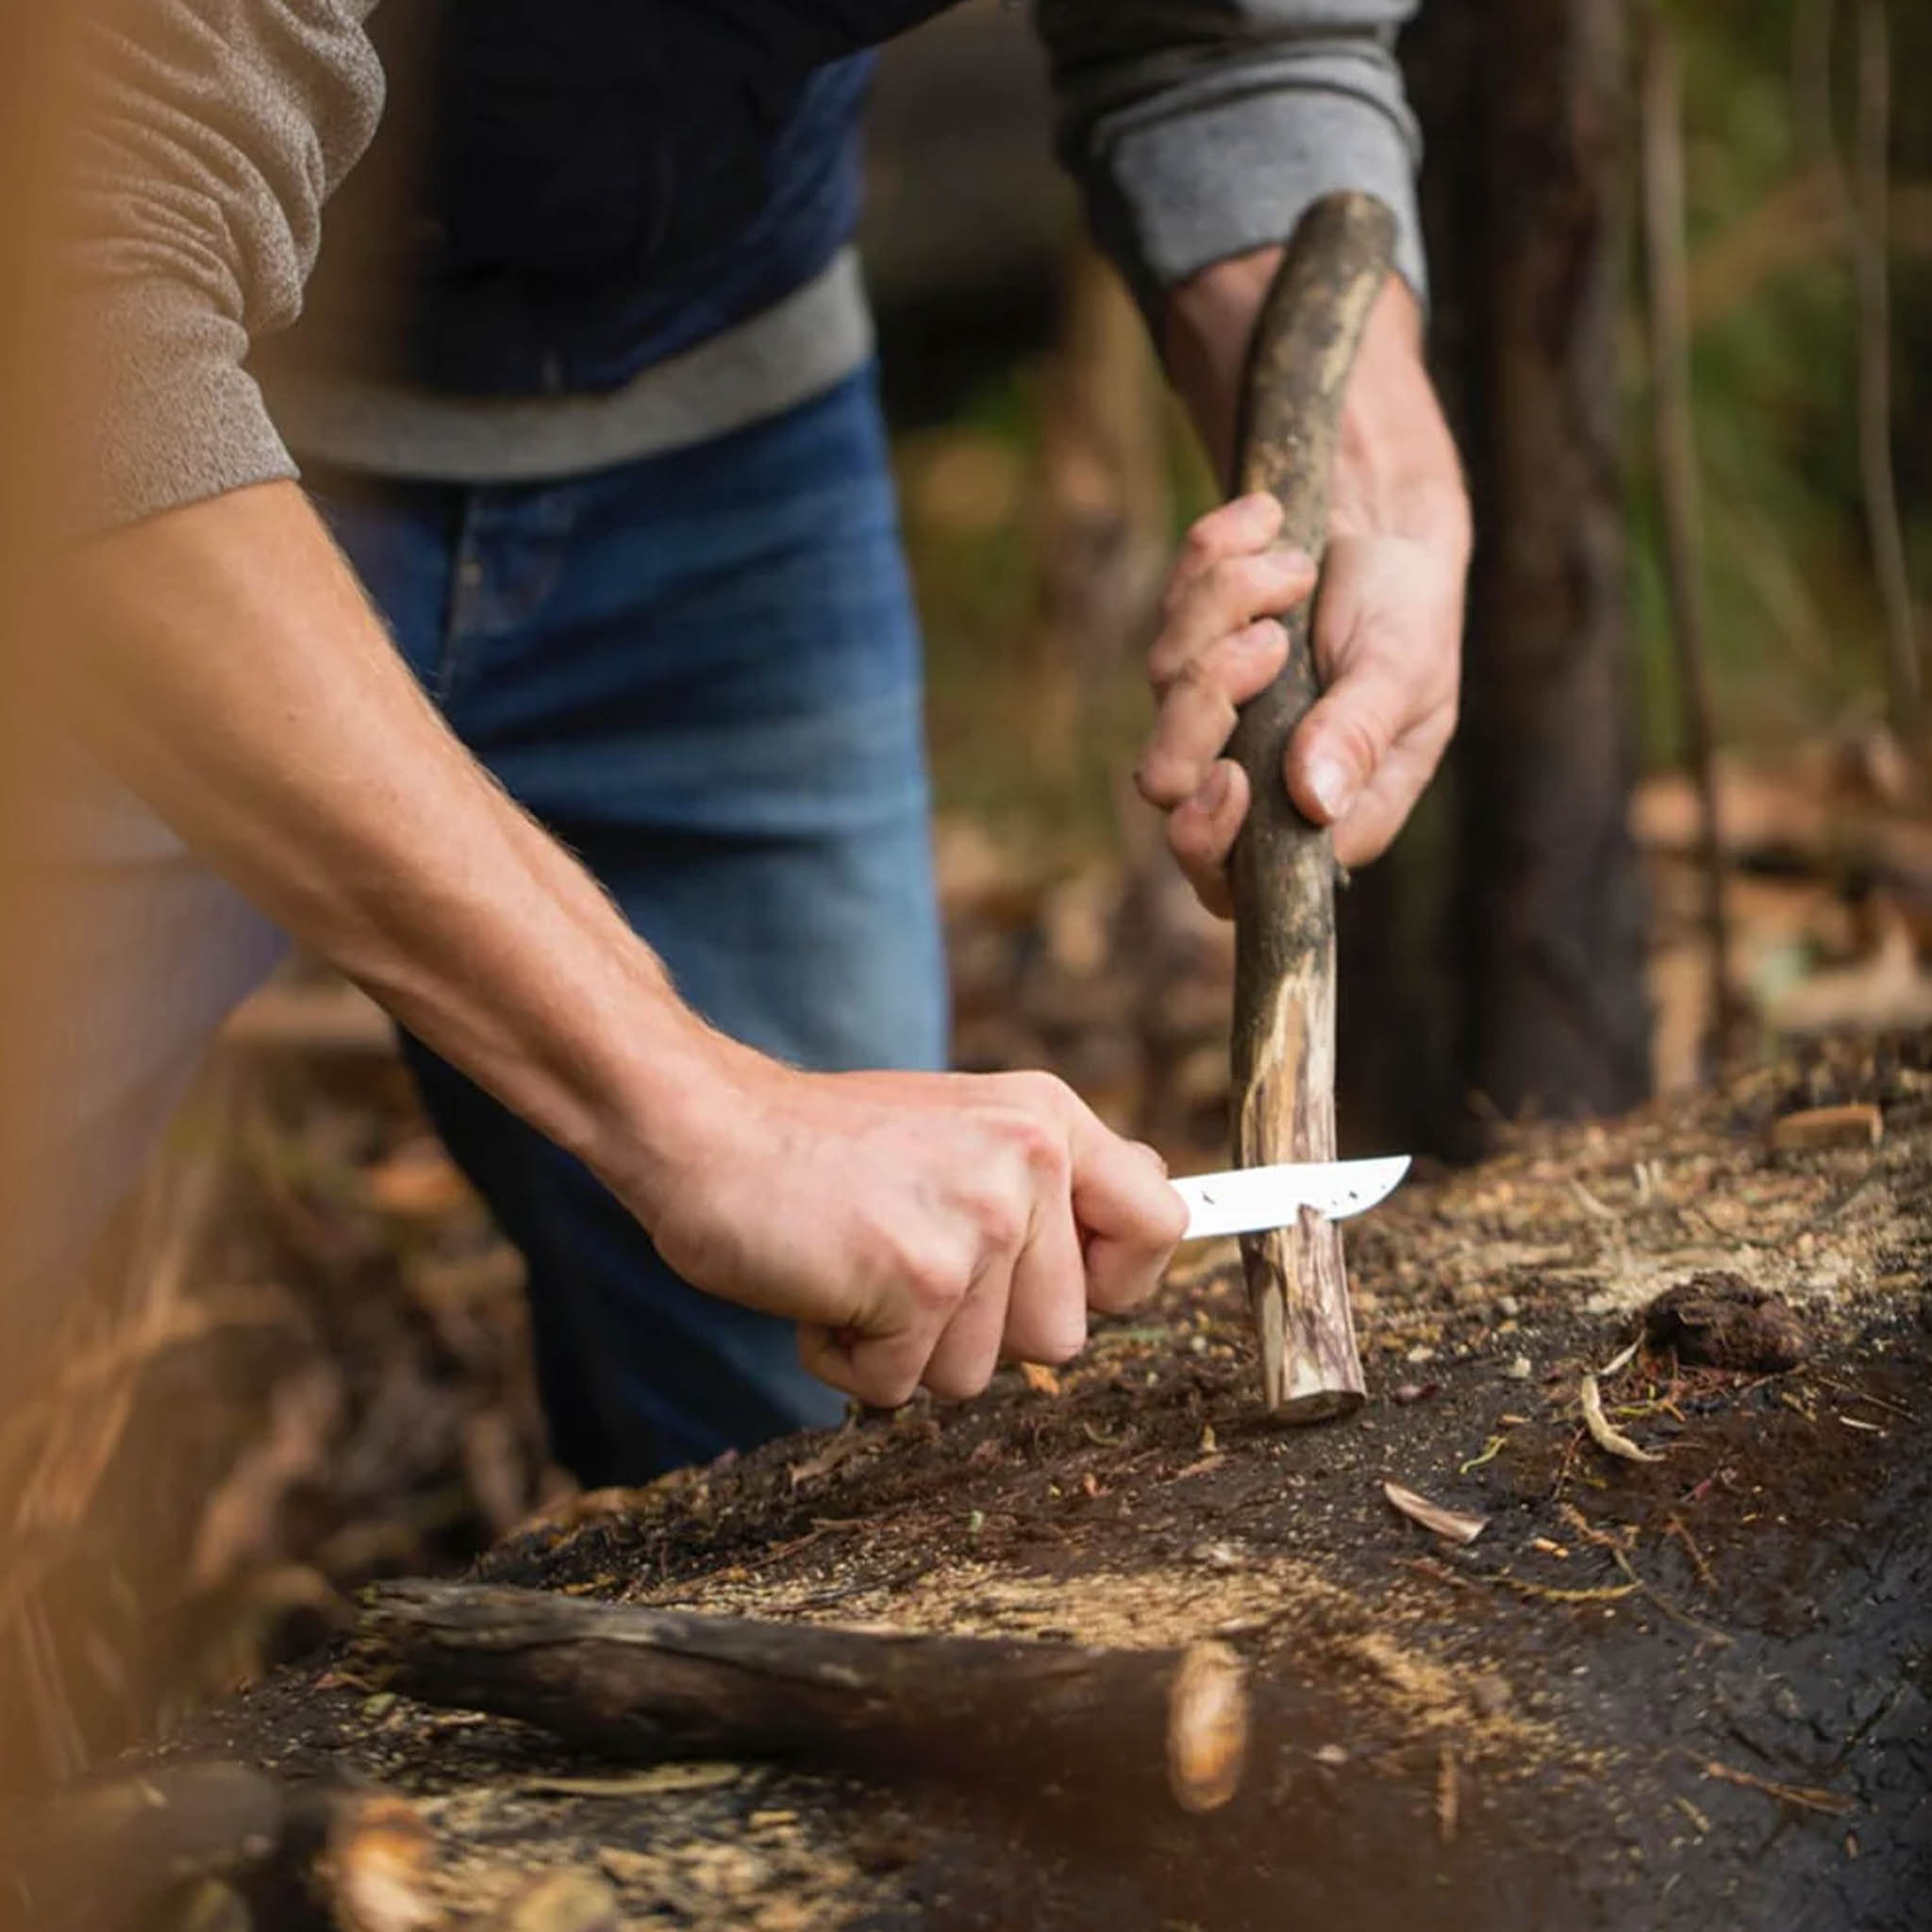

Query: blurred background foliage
left=877, top=0, right=1931, bottom=848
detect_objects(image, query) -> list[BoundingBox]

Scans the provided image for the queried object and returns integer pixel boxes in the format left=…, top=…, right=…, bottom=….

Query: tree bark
left=1366, top=0, right=1650, bottom=1153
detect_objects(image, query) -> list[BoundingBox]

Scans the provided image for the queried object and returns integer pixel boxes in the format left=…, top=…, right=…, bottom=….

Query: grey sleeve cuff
left=1038, top=6, right=1426, bottom=320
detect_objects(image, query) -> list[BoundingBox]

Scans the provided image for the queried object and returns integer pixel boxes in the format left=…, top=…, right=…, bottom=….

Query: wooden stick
left=1226, top=192, right=1395, bottom=1419
left=360, top=1579, right=1249, bottom=1816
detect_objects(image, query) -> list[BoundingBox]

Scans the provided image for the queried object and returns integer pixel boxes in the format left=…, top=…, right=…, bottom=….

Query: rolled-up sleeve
left=1035, top=1, right=1424, bottom=316
left=64, top=0, right=385, bottom=530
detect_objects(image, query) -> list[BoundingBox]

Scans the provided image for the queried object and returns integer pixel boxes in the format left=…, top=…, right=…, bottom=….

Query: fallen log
left=359, top=1579, right=1249, bottom=1816
left=1225, top=192, right=1396, bottom=1418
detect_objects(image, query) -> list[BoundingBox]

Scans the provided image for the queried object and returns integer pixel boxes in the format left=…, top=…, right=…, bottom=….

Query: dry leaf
left=1579, top=1374, right=1662, bottom=1463
left=1018, top=1361, right=1062, bottom=1396
left=1382, top=1480, right=1488, bottom=1545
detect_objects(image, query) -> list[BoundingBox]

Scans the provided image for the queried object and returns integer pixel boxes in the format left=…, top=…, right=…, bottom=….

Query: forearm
left=1165, top=253, right=1466, bottom=540
left=60, top=481, right=710, bottom=1193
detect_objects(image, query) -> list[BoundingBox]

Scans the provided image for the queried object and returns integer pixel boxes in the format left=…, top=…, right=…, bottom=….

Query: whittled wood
left=361, top=1580, right=1248, bottom=1816
left=1226, top=193, right=1396, bottom=1419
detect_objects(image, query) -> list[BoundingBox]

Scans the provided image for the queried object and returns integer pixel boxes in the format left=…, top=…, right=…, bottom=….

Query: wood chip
left=1382, top=1480, right=1488, bottom=1545
left=1579, top=1374, right=1662, bottom=1464
left=513, top=1765, right=741, bottom=1799
left=1768, top=1102, right=1883, bottom=1151
left=1436, top=1743, right=1460, bottom=1845
left=322, top=1793, right=441, bottom=1932
left=1597, top=1337, right=1641, bottom=1379
left=486, top=1869, right=620, bottom=1932
left=1018, top=1361, right=1062, bottom=1396
left=1165, top=1641, right=1249, bottom=1814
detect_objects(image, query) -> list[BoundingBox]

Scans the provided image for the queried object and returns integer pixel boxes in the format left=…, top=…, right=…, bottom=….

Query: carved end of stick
left=1165, top=1641, right=1250, bottom=1814
left=1241, top=1204, right=1365, bottom=1424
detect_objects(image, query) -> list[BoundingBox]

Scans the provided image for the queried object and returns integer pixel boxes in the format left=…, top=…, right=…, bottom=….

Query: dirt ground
left=138, top=1030, right=1932, bottom=1931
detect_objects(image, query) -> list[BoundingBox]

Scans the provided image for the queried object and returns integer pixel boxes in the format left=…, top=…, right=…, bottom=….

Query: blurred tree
left=1339, top=0, right=1652, bottom=1155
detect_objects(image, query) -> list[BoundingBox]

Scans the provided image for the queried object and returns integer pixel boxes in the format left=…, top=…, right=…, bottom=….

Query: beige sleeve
left=63, top=0, right=386, bottom=529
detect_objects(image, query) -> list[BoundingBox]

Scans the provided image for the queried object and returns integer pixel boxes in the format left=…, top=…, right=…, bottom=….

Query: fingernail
left=1306, top=757, right=1357, bottom=822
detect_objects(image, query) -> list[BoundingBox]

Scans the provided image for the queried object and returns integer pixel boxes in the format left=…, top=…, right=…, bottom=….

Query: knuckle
left=901, top=1243, right=966, bottom=1315
left=970, top=1188, right=1029, bottom=1256
left=1179, top=518, right=1221, bottom=570
left=1330, top=713, right=1387, bottom=776
left=1167, top=654, right=1219, bottom=699
left=999, top=1067, right=1067, bottom=1114
left=1135, top=750, right=1191, bottom=809
left=1015, top=1119, right=1071, bottom=1187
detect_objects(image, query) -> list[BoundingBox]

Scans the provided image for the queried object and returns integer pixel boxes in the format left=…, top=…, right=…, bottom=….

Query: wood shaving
left=1579, top=1373, right=1663, bottom=1463
left=1382, top=1480, right=1488, bottom=1545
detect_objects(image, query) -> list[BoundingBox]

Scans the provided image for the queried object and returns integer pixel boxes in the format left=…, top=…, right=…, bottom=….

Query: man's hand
left=627, top=1053, right=1187, bottom=1408
left=64, top=483, right=1185, bottom=1417
left=1141, top=258, right=1471, bottom=911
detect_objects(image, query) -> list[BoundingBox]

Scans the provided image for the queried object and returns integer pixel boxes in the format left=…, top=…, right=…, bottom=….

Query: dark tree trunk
left=1341, top=0, right=1651, bottom=1157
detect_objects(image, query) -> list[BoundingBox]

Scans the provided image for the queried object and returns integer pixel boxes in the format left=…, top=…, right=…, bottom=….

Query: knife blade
left=1171, top=1154, right=1409, bottom=1241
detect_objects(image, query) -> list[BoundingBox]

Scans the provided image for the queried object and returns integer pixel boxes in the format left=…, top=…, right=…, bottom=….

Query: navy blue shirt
left=291, top=4, right=942, bottom=395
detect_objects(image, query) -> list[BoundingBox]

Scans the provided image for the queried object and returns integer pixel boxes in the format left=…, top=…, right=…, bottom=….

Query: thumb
left=1285, top=659, right=1410, bottom=829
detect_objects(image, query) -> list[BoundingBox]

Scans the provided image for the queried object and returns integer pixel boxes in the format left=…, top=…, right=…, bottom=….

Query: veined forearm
left=59, top=479, right=711, bottom=1188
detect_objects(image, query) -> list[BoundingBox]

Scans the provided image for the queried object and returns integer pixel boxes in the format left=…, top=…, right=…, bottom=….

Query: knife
left=1170, top=1155, right=1409, bottom=1242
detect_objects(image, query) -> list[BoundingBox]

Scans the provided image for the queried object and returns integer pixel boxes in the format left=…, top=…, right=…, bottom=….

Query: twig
left=1664, top=1513, right=1721, bottom=1591
left=1609, top=1547, right=1734, bottom=1647
left=1807, top=1371, right=1913, bottom=1420
left=1494, top=1575, right=1641, bottom=1607
left=1674, top=1792, right=1713, bottom=1836
left=1696, top=1756, right=1856, bottom=1816
left=1853, top=0, right=1924, bottom=743
left=1641, top=8, right=1735, bottom=1062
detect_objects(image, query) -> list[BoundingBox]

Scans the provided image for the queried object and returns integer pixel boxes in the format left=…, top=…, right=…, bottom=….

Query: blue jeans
left=307, top=366, right=946, bottom=1484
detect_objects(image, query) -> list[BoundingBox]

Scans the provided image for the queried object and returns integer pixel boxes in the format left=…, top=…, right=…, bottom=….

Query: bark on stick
left=1226, top=193, right=1396, bottom=1418
left=360, top=1579, right=1248, bottom=1816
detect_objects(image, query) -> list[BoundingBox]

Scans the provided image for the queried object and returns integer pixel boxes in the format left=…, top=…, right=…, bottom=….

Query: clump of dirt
left=1642, top=1273, right=1808, bottom=1370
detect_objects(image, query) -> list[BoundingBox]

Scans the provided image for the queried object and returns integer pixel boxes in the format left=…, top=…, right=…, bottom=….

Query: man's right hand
left=625, top=1051, right=1188, bottom=1408
left=66, top=482, right=1183, bottom=1419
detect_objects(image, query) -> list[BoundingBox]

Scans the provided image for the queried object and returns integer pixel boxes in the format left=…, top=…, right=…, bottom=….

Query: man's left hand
left=1141, top=258, right=1471, bottom=913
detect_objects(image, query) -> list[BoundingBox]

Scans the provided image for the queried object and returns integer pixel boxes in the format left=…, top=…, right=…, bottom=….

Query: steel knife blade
left=1171, top=1154, right=1410, bottom=1241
